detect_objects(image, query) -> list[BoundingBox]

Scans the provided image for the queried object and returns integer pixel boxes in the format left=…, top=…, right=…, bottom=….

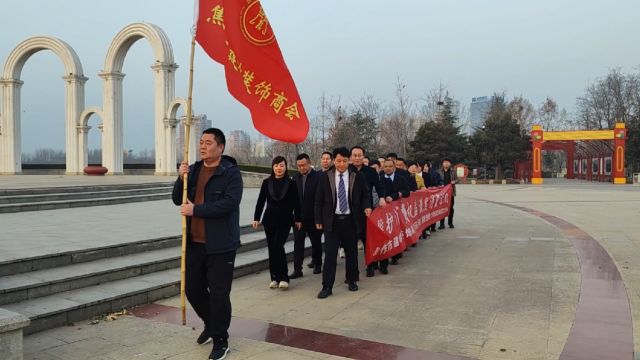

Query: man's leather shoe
left=196, top=329, right=210, bottom=345
left=307, top=262, right=315, bottom=269
left=317, top=288, right=332, bottom=299
left=313, top=265, right=322, bottom=274
left=380, top=267, right=388, bottom=275
left=366, top=268, right=374, bottom=277
left=348, top=282, right=358, bottom=291
left=438, top=224, right=445, bottom=230
left=449, top=224, right=455, bottom=229
left=289, top=271, right=303, bottom=279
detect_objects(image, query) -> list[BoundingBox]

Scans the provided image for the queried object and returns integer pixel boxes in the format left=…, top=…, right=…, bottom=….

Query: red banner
left=195, top=0, right=309, bottom=143
left=365, top=185, right=453, bottom=265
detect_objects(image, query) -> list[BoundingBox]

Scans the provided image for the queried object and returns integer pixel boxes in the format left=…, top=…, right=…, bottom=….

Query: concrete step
left=0, top=192, right=173, bottom=213
left=0, top=186, right=173, bottom=205
left=0, top=230, right=275, bottom=305
left=0, top=225, right=266, bottom=277
left=4, top=239, right=309, bottom=335
left=0, top=182, right=174, bottom=197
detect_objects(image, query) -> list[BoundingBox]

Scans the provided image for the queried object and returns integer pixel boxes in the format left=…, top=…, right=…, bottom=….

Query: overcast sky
left=2, top=0, right=640, bottom=153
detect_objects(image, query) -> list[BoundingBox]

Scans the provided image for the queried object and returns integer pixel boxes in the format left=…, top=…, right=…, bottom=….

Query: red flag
left=195, top=0, right=309, bottom=143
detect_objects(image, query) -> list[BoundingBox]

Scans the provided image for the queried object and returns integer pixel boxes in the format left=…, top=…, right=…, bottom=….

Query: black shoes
left=390, top=258, right=398, bottom=265
left=380, top=267, right=388, bottom=275
left=449, top=224, right=455, bottom=229
left=307, top=262, right=315, bottom=269
left=348, top=282, right=358, bottom=291
left=411, top=243, right=417, bottom=248
left=438, top=224, right=445, bottom=230
left=289, top=271, right=303, bottom=279
left=366, top=268, right=375, bottom=277
left=313, top=265, right=322, bottom=274
left=209, top=341, right=229, bottom=360
left=197, top=330, right=211, bottom=345
left=317, top=288, right=333, bottom=299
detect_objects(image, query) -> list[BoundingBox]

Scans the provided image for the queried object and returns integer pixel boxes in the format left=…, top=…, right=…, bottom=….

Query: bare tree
left=419, top=82, right=448, bottom=124
left=507, top=95, right=536, bottom=132
left=384, top=76, right=416, bottom=157
left=538, top=97, right=559, bottom=131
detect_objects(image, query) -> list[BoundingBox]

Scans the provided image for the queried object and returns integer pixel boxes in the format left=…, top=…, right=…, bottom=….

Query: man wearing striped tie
left=314, top=147, right=372, bottom=299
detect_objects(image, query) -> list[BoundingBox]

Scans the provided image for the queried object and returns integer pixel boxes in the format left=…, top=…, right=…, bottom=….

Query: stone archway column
left=163, top=118, right=179, bottom=175
left=188, top=115, right=200, bottom=164
left=99, top=71, right=125, bottom=175
left=62, top=74, right=88, bottom=175
left=76, top=125, right=91, bottom=170
left=0, top=78, right=23, bottom=174
left=151, top=62, right=177, bottom=175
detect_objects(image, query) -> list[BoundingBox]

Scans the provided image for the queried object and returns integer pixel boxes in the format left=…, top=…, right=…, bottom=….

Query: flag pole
left=181, top=35, right=197, bottom=326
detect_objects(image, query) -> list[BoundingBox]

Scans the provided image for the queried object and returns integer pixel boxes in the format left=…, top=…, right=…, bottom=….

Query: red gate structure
left=530, top=123, right=627, bottom=185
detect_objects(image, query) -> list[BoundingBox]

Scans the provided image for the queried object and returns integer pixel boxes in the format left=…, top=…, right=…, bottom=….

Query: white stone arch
left=78, top=106, right=104, bottom=168
left=100, top=22, right=178, bottom=175
left=166, top=97, right=200, bottom=165
left=0, top=36, right=87, bottom=174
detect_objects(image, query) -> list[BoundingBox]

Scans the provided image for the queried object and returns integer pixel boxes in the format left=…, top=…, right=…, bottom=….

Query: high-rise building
left=469, top=96, right=494, bottom=135
left=227, top=130, right=251, bottom=156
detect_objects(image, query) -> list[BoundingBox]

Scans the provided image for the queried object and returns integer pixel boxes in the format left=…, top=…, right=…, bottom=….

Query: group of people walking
left=172, top=128, right=457, bottom=360
left=252, top=146, right=458, bottom=299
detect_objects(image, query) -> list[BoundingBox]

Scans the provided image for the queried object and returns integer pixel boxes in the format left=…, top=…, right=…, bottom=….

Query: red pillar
left=566, top=142, right=575, bottom=179
left=613, top=123, right=626, bottom=184
left=531, top=125, right=543, bottom=185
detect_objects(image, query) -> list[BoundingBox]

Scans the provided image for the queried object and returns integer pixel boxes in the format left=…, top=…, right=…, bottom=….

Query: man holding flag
left=173, top=128, right=242, bottom=360
left=176, top=0, right=309, bottom=358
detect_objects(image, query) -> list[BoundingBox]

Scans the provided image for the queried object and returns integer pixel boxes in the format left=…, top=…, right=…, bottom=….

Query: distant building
left=252, top=135, right=269, bottom=158
left=227, top=130, right=251, bottom=156
left=469, top=96, right=494, bottom=135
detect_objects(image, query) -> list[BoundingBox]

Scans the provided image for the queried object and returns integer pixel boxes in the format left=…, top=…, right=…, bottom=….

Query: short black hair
left=332, top=147, right=350, bottom=159
left=386, top=152, right=398, bottom=160
left=321, top=151, right=333, bottom=160
left=369, top=159, right=380, bottom=167
left=296, top=153, right=310, bottom=162
left=202, top=128, right=226, bottom=150
left=396, top=157, right=406, bottom=164
left=270, top=155, right=288, bottom=178
left=407, top=160, right=418, bottom=168
left=350, top=146, right=365, bottom=156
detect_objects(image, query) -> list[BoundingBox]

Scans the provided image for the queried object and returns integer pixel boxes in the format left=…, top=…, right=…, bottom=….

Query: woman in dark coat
left=422, top=160, right=443, bottom=235
left=253, top=156, right=301, bottom=290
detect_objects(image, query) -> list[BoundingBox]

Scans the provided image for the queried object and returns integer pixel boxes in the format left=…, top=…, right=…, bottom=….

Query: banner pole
left=180, top=35, right=197, bottom=326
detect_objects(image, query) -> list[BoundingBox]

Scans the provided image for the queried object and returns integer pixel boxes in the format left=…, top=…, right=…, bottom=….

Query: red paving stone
left=130, top=303, right=474, bottom=360
left=484, top=200, right=633, bottom=360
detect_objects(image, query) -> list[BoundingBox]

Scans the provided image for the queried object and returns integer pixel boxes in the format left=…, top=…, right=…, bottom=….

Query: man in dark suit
left=386, top=153, right=416, bottom=191
left=315, top=147, right=372, bottom=299
left=290, top=153, right=323, bottom=279
left=438, top=157, right=457, bottom=229
left=349, top=146, right=387, bottom=278
left=380, top=158, right=411, bottom=267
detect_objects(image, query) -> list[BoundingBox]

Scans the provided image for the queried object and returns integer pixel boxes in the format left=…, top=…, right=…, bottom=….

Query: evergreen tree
left=468, top=96, right=529, bottom=179
left=409, top=97, right=467, bottom=166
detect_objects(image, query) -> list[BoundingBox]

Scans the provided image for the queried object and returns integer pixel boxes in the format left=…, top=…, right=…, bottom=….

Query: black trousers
left=439, top=196, right=455, bottom=226
left=264, top=222, right=292, bottom=282
left=359, top=223, right=389, bottom=270
left=293, top=223, right=323, bottom=271
left=322, top=215, right=359, bottom=288
left=185, top=242, right=236, bottom=342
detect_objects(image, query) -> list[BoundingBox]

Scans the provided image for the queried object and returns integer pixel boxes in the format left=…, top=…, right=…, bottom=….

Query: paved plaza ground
left=4, top=178, right=640, bottom=359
